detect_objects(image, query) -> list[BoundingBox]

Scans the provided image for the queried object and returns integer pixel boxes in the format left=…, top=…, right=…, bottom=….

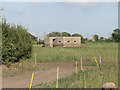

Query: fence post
left=99, top=55, right=101, bottom=66
left=81, top=57, right=83, bottom=71
left=56, top=67, right=59, bottom=88
left=94, top=57, right=99, bottom=68
left=29, top=73, right=34, bottom=90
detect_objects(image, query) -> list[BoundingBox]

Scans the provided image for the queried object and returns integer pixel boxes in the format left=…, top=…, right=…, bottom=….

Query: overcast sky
left=2, top=2, right=118, bottom=39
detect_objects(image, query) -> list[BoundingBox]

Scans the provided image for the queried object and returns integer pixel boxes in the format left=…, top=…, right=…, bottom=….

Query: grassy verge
left=2, top=60, right=48, bottom=77
left=33, top=61, right=118, bottom=88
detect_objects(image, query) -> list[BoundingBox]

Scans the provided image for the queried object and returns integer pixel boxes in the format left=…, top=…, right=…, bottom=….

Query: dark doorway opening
left=53, top=39, right=56, bottom=47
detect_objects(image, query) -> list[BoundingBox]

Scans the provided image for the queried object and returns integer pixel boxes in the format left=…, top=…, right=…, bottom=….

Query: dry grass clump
left=2, top=59, right=47, bottom=77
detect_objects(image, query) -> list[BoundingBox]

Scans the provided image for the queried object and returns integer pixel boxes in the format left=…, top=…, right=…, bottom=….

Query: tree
left=61, top=32, right=71, bottom=37
left=72, top=33, right=81, bottom=37
left=2, top=20, right=32, bottom=65
left=112, top=29, right=120, bottom=42
left=100, top=37, right=104, bottom=40
left=106, top=37, right=113, bottom=42
left=93, top=34, right=99, bottom=41
left=72, top=33, right=84, bottom=43
left=30, top=34, right=37, bottom=41
left=47, top=32, right=71, bottom=37
left=47, top=32, right=61, bottom=37
left=85, top=38, right=88, bottom=42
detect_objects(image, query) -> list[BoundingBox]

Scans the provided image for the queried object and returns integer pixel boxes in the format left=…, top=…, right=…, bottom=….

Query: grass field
left=32, top=42, right=118, bottom=88
left=32, top=42, right=118, bottom=63
left=2, top=42, right=118, bottom=88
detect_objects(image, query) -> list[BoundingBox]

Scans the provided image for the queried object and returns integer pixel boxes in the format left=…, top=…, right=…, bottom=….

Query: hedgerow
left=2, top=20, right=32, bottom=65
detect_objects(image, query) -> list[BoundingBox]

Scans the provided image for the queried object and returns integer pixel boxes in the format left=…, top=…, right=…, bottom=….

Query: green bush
left=37, top=40, right=44, bottom=45
left=2, top=20, right=32, bottom=64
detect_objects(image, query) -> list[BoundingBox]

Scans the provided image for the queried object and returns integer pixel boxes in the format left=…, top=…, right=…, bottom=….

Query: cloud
left=16, top=8, right=24, bottom=13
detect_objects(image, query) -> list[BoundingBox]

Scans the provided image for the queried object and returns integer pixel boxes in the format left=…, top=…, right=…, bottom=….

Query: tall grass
left=32, top=42, right=118, bottom=88
left=81, top=42, right=118, bottom=47
left=2, top=60, right=48, bottom=77
left=33, top=62, right=118, bottom=88
left=32, top=42, right=118, bottom=63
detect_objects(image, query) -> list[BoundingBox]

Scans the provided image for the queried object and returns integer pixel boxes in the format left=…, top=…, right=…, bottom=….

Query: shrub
left=37, top=40, right=44, bottom=45
left=2, top=20, right=32, bottom=64
left=87, top=39, right=92, bottom=42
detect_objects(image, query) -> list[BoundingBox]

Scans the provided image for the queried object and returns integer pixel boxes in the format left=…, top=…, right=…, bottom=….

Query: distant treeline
left=47, top=30, right=120, bottom=43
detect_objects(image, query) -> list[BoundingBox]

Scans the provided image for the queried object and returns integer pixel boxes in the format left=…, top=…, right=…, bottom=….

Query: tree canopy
left=47, top=32, right=85, bottom=42
left=112, top=29, right=120, bottom=42
left=72, top=33, right=84, bottom=42
left=93, top=34, right=99, bottom=41
left=47, top=32, right=61, bottom=37
left=61, top=32, right=71, bottom=37
left=47, top=32, right=71, bottom=37
left=2, top=20, right=32, bottom=65
left=72, top=33, right=81, bottom=37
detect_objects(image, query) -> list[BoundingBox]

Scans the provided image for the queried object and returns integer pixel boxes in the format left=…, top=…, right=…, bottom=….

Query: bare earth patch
left=2, top=62, right=96, bottom=88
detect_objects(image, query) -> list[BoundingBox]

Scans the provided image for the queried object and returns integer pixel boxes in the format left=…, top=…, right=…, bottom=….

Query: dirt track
left=2, top=62, right=96, bottom=88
